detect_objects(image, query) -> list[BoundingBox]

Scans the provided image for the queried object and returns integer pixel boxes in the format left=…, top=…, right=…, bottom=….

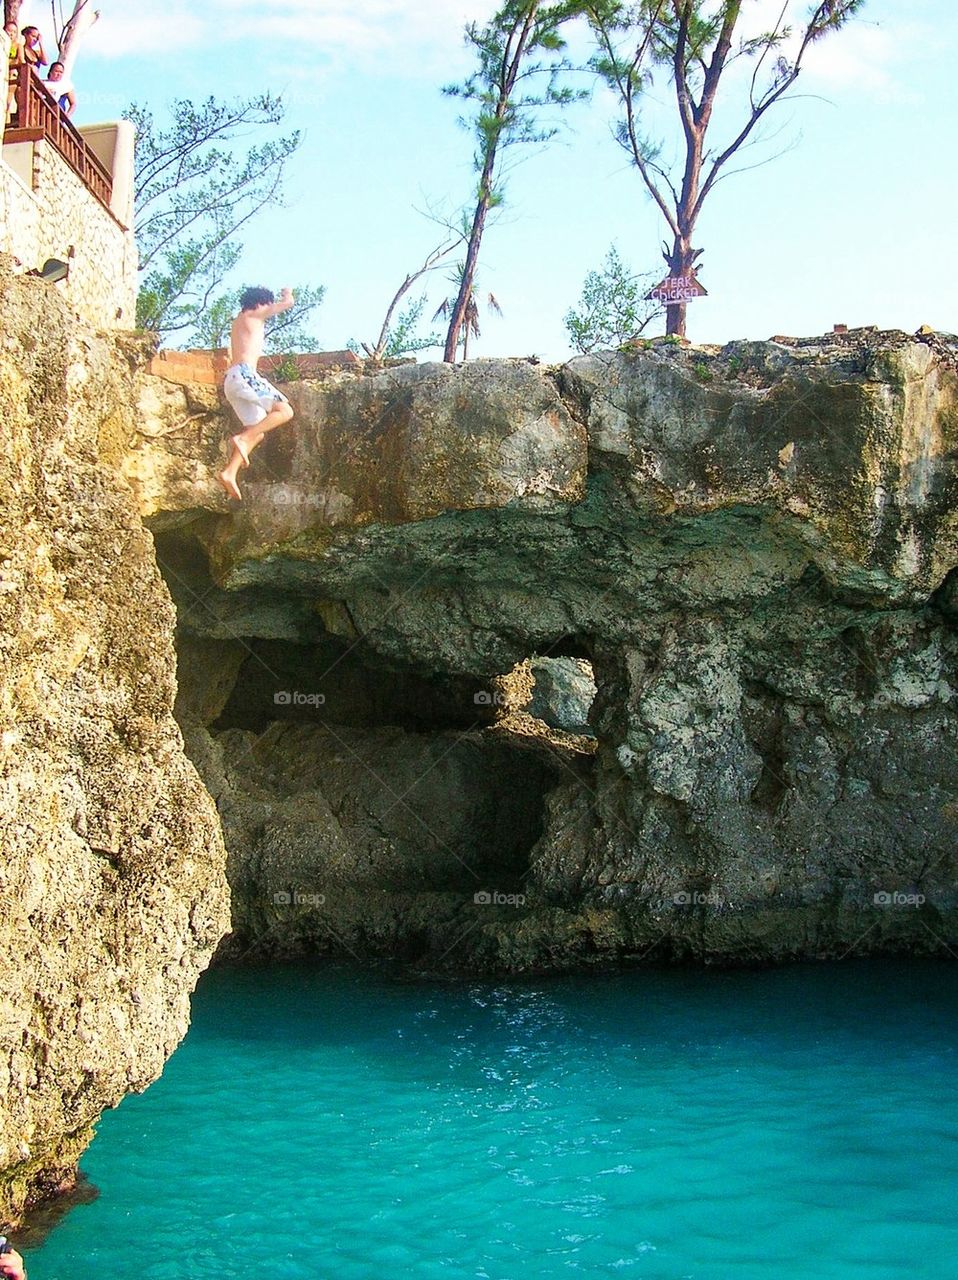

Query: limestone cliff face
left=0, top=262, right=229, bottom=1226
left=128, top=331, right=958, bottom=970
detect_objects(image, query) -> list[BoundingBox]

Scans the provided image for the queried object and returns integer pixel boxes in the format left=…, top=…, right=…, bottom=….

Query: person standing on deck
left=20, top=25, right=46, bottom=72
left=218, top=286, right=295, bottom=501
left=45, top=61, right=75, bottom=115
left=5, top=22, right=23, bottom=123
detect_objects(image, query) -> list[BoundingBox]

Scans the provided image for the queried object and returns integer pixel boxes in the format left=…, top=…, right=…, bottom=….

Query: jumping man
left=218, top=286, right=295, bottom=500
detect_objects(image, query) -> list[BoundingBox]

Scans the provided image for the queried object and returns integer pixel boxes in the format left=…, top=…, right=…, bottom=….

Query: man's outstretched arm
left=261, top=287, right=295, bottom=317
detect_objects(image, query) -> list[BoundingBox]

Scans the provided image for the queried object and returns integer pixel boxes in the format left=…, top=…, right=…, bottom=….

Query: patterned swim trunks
left=223, top=363, right=288, bottom=427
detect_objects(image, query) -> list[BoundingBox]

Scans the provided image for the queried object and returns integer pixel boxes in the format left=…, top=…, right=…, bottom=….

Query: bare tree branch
left=362, top=234, right=466, bottom=360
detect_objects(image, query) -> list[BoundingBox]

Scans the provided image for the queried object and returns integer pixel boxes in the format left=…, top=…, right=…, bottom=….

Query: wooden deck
left=4, top=68, right=113, bottom=212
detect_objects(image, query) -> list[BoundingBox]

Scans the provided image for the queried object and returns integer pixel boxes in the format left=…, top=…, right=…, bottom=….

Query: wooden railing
left=4, top=68, right=113, bottom=211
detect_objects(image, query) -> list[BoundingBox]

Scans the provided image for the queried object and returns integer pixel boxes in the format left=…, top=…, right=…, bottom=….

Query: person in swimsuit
left=218, top=285, right=295, bottom=500
left=20, top=26, right=46, bottom=72
left=5, top=22, right=23, bottom=123
left=4, top=21, right=22, bottom=57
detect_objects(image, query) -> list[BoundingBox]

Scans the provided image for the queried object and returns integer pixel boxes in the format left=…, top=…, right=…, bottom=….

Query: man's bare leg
left=217, top=439, right=247, bottom=499
left=218, top=400, right=294, bottom=500
left=234, top=399, right=294, bottom=458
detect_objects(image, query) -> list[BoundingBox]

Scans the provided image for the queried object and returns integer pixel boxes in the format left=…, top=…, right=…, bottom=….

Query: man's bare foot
left=231, top=435, right=251, bottom=468
left=218, top=469, right=242, bottom=500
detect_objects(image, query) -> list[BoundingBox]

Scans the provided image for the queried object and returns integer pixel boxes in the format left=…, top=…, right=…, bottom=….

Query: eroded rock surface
left=129, top=331, right=958, bottom=971
left=0, top=263, right=229, bottom=1225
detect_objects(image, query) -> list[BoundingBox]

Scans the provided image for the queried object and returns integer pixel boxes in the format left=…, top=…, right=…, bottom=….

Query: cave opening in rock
left=153, top=530, right=602, bottom=962
left=491, top=654, right=598, bottom=744
left=211, top=635, right=495, bottom=735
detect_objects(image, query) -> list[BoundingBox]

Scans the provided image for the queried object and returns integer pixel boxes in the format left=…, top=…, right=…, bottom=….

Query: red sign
left=646, top=275, right=708, bottom=303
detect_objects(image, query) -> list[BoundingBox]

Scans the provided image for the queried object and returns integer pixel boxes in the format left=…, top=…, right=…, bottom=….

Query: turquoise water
left=27, top=960, right=958, bottom=1280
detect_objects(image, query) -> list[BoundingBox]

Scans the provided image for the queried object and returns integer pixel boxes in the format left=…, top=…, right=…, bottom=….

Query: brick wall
left=148, top=348, right=363, bottom=388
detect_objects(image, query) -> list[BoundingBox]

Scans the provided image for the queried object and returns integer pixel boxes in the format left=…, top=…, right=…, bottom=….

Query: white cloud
left=83, top=7, right=207, bottom=58
left=86, top=0, right=501, bottom=71
left=82, top=0, right=925, bottom=102
left=733, top=2, right=921, bottom=104
left=800, top=22, right=908, bottom=100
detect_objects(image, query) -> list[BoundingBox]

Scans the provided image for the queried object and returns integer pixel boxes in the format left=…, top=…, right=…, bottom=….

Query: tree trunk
left=665, top=233, right=696, bottom=338
left=4, top=1, right=23, bottom=26
left=443, top=3, right=539, bottom=362
left=443, top=195, right=488, bottom=362
left=58, top=0, right=98, bottom=78
left=665, top=301, right=686, bottom=337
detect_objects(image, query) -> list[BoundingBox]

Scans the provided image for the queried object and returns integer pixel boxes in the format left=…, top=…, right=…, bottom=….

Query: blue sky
left=60, top=0, right=958, bottom=357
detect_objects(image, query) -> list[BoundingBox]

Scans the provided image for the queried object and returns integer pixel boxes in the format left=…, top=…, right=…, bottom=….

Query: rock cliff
left=0, top=262, right=229, bottom=1227
left=3, top=283, right=957, bottom=1215
left=126, top=330, right=958, bottom=971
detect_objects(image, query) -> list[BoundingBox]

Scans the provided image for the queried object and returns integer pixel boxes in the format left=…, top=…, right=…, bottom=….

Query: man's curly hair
left=239, top=286, right=275, bottom=311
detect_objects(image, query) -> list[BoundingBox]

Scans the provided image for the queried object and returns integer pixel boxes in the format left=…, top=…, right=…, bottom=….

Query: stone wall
left=0, top=137, right=136, bottom=329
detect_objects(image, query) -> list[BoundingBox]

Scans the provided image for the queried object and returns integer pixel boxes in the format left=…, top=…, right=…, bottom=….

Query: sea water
left=26, top=960, right=958, bottom=1280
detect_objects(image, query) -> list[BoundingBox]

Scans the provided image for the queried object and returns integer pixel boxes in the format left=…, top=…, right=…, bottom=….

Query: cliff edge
left=0, top=260, right=230, bottom=1226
